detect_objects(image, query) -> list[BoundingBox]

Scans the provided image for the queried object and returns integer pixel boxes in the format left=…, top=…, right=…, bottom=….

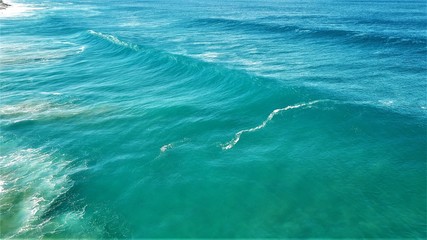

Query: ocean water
left=0, top=0, right=426, bottom=238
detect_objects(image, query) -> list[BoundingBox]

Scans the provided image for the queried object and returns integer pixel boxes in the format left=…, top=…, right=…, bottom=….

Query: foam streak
left=222, top=100, right=324, bottom=150
left=87, top=30, right=139, bottom=51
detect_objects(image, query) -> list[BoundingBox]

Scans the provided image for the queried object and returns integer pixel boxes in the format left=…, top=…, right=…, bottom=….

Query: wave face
left=1, top=0, right=426, bottom=238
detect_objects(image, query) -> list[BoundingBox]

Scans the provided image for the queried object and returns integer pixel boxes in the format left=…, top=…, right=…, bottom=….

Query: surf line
left=222, top=100, right=327, bottom=150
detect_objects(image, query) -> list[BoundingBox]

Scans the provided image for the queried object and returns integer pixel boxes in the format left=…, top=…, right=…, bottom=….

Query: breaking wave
left=0, top=147, right=87, bottom=238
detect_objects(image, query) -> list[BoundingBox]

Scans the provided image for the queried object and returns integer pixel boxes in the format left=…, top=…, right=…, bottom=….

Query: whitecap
left=0, top=179, right=5, bottom=193
left=160, top=143, right=173, bottom=152
left=40, top=92, right=62, bottom=96
left=158, top=138, right=190, bottom=155
left=88, top=30, right=139, bottom=51
left=119, top=20, right=141, bottom=27
left=77, top=46, right=86, bottom=53
left=236, top=58, right=262, bottom=67
left=378, top=99, right=394, bottom=106
left=193, top=52, right=220, bottom=62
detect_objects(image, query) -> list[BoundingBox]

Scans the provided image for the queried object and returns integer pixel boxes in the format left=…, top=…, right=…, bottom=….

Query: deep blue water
left=0, top=0, right=426, bottom=238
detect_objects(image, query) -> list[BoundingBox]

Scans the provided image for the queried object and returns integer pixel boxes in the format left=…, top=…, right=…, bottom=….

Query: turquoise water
left=0, top=0, right=426, bottom=238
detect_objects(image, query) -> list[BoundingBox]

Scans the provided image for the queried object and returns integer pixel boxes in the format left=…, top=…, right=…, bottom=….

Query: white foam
left=119, top=20, right=141, bottom=27
left=0, top=101, right=53, bottom=115
left=160, top=143, right=173, bottom=152
left=0, top=44, right=82, bottom=65
left=236, top=58, right=262, bottom=67
left=0, top=101, right=111, bottom=126
left=77, top=46, right=86, bottom=53
left=194, top=52, right=220, bottom=62
left=0, top=101, right=115, bottom=127
left=0, top=0, right=43, bottom=18
left=0, top=180, right=4, bottom=193
left=378, top=99, right=394, bottom=106
left=158, top=138, right=190, bottom=155
left=0, top=148, right=87, bottom=238
left=222, top=100, right=325, bottom=150
left=88, top=30, right=139, bottom=51
left=40, top=92, right=62, bottom=96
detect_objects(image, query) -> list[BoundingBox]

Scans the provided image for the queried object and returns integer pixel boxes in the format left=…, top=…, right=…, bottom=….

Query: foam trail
left=222, top=100, right=325, bottom=150
left=159, top=138, right=190, bottom=153
left=87, top=30, right=139, bottom=51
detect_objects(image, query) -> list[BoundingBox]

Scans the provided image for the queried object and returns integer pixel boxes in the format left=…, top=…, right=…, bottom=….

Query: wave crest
left=87, top=30, right=139, bottom=51
left=193, top=18, right=426, bottom=48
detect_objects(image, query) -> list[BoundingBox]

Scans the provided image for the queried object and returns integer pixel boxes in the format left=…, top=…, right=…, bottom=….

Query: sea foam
left=0, top=147, right=87, bottom=238
left=222, top=100, right=325, bottom=150
left=0, top=0, right=42, bottom=18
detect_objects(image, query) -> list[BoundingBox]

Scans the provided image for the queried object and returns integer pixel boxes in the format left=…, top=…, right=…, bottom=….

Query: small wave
left=87, top=30, right=139, bottom=51
left=80, top=31, right=267, bottom=103
left=222, top=100, right=326, bottom=150
left=193, top=18, right=426, bottom=48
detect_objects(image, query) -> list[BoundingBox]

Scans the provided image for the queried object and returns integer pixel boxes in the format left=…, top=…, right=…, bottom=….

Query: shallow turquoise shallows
left=0, top=0, right=426, bottom=238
